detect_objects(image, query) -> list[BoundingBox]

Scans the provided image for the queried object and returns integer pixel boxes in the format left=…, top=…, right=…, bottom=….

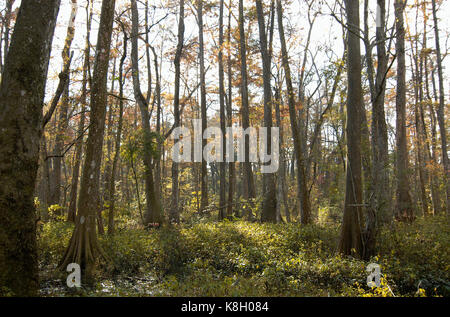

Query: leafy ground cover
left=37, top=215, right=449, bottom=297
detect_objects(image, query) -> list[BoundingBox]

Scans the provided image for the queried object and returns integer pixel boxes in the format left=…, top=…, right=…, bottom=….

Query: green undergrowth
left=37, top=215, right=449, bottom=297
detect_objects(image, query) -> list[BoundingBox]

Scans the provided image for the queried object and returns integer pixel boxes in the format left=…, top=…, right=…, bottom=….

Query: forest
left=0, top=0, right=448, bottom=298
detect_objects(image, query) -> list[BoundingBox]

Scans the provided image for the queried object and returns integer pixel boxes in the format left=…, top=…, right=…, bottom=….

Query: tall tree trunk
left=97, top=56, right=117, bottom=236
left=277, top=0, right=311, bottom=224
left=256, top=0, right=277, bottom=223
left=420, top=2, right=440, bottom=215
left=371, top=0, right=390, bottom=222
left=59, top=0, right=116, bottom=282
left=103, top=56, right=117, bottom=209
left=130, top=0, right=162, bottom=226
left=409, top=15, right=430, bottom=217
left=267, top=1, right=282, bottom=223
left=144, top=0, right=152, bottom=105
left=239, top=0, right=256, bottom=218
left=226, top=0, right=235, bottom=219
left=108, top=22, right=128, bottom=235
left=68, top=0, right=93, bottom=222
left=170, top=0, right=184, bottom=223
left=361, top=0, right=374, bottom=240
left=151, top=45, right=162, bottom=203
left=425, top=25, right=442, bottom=215
left=431, top=0, right=449, bottom=214
left=218, top=0, right=227, bottom=220
left=274, top=85, right=290, bottom=222
left=49, top=0, right=78, bottom=209
left=0, top=0, right=61, bottom=296
left=394, top=0, right=414, bottom=222
left=363, top=0, right=389, bottom=259
left=297, top=3, right=315, bottom=180
left=198, top=0, right=209, bottom=213
left=413, top=65, right=429, bottom=216
left=338, top=0, right=364, bottom=258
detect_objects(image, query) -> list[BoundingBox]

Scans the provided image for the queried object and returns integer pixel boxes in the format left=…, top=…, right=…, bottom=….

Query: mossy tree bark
left=0, top=0, right=61, bottom=296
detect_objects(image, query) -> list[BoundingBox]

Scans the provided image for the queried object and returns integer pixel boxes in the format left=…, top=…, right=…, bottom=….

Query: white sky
left=3, top=0, right=449, bottom=132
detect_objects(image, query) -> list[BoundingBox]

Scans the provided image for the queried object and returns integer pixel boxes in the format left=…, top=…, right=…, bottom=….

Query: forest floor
left=37, top=214, right=450, bottom=297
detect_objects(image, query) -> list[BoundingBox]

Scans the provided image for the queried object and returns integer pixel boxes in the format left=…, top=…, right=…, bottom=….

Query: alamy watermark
left=367, top=263, right=381, bottom=288
left=66, top=263, right=81, bottom=288
left=171, top=119, right=280, bottom=174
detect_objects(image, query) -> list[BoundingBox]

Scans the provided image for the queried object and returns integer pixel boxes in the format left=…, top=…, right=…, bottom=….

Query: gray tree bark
left=394, top=0, right=414, bottom=222
left=59, top=0, right=115, bottom=282
left=68, top=0, right=93, bottom=223
left=130, top=0, right=162, bottom=226
left=170, top=0, right=185, bottom=223
left=108, top=21, right=128, bottom=235
left=198, top=0, right=209, bottom=213
left=362, top=0, right=389, bottom=259
left=218, top=0, right=227, bottom=220
left=431, top=0, right=449, bottom=214
left=256, top=0, right=277, bottom=223
left=277, top=0, right=311, bottom=224
left=371, top=0, right=390, bottom=223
